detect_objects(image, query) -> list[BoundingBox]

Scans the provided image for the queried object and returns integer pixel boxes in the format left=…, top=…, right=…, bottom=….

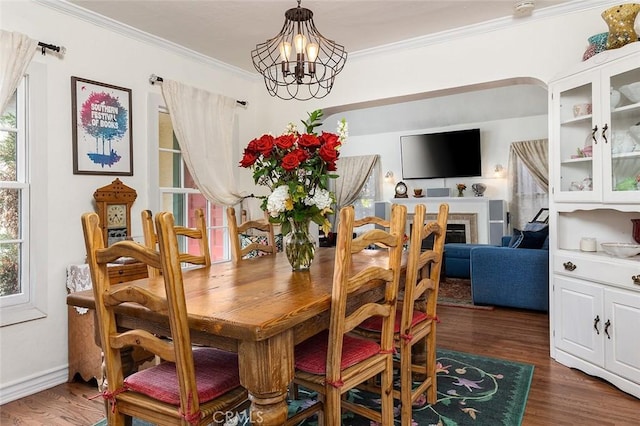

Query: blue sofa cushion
left=508, top=227, right=549, bottom=249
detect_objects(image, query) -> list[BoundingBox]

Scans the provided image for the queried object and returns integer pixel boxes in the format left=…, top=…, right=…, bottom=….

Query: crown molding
left=33, top=0, right=258, bottom=80
left=35, top=0, right=616, bottom=78
left=349, top=0, right=618, bottom=60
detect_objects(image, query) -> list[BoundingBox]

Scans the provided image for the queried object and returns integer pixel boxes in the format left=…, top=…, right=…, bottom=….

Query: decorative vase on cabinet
left=602, top=3, right=640, bottom=50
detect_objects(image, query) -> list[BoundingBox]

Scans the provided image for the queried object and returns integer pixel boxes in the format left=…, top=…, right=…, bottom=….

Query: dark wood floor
left=2, top=305, right=639, bottom=425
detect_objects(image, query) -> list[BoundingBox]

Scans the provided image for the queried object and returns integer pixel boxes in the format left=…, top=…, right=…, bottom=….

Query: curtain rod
left=148, top=74, right=247, bottom=107
left=37, top=41, right=63, bottom=56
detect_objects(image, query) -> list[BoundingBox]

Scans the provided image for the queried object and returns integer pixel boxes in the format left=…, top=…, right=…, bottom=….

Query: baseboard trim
left=0, top=365, right=68, bottom=405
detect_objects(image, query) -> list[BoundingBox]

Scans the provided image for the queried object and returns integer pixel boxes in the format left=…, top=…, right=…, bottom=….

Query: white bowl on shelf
left=600, top=242, right=640, bottom=257
left=619, top=82, right=640, bottom=103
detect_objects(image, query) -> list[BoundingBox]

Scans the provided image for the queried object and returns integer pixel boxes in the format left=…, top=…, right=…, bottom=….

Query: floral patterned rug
left=288, top=349, right=534, bottom=426
left=95, top=349, right=532, bottom=426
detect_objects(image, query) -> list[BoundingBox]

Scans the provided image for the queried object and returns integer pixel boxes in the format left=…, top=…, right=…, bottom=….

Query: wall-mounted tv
left=400, top=128, right=482, bottom=179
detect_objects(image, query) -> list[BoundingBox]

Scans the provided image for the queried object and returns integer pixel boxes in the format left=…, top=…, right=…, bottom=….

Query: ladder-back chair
left=286, top=204, right=407, bottom=425
left=141, top=208, right=211, bottom=276
left=358, top=203, right=449, bottom=426
left=81, top=211, right=247, bottom=425
left=226, top=206, right=275, bottom=263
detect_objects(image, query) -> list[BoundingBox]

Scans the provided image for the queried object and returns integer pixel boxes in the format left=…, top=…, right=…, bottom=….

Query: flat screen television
left=400, top=128, right=482, bottom=179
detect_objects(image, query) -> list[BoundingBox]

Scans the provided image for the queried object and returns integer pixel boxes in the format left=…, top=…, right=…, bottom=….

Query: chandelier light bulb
left=306, top=42, right=319, bottom=74
left=279, top=42, right=292, bottom=61
left=294, top=33, right=307, bottom=54
left=306, top=42, right=319, bottom=61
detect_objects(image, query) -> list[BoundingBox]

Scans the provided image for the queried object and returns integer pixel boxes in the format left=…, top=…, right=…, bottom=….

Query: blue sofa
left=469, top=236, right=549, bottom=311
left=444, top=243, right=498, bottom=279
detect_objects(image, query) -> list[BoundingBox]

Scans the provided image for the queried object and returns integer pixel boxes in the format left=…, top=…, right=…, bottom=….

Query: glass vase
left=457, top=189, right=464, bottom=197
left=284, top=218, right=316, bottom=271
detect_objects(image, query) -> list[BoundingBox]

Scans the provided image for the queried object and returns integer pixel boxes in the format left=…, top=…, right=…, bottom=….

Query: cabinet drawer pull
left=591, top=125, right=598, bottom=144
left=604, top=319, right=611, bottom=340
left=633, top=275, right=640, bottom=285
left=563, top=261, right=577, bottom=271
left=118, top=270, right=124, bottom=275
left=601, top=123, right=608, bottom=143
left=593, top=315, right=600, bottom=335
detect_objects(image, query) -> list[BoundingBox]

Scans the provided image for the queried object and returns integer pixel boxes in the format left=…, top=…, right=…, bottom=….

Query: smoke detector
left=514, top=0, right=535, bottom=17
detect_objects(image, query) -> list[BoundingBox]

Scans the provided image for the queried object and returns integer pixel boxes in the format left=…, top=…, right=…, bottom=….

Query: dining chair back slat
left=227, top=207, right=275, bottom=262
left=141, top=208, right=211, bottom=276
left=287, top=204, right=407, bottom=426
left=82, top=212, right=247, bottom=425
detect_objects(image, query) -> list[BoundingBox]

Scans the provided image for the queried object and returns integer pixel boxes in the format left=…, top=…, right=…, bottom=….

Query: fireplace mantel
left=388, top=197, right=507, bottom=245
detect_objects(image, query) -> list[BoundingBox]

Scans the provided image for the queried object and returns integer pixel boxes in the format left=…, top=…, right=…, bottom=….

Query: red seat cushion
left=124, top=347, right=241, bottom=405
left=358, top=309, right=428, bottom=333
left=295, top=330, right=380, bottom=374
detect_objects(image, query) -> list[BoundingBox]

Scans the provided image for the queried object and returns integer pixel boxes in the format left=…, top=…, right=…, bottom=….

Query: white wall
left=338, top=115, right=549, bottom=202
left=0, top=0, right=262, bottom=402
left=0, top=0, right=621, bottom=402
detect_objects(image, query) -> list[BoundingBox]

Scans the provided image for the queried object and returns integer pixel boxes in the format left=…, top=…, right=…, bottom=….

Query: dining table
left=66, top=247, right=400, bottom=425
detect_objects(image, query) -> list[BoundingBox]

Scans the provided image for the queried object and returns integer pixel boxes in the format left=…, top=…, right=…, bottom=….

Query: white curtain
left=508, top=139, right=549, bottom=229
left=0, top=30, right=38, bottom=113
left=160, top=79, right=244, bottom=206
left=333, top=155, right=379, bottom=210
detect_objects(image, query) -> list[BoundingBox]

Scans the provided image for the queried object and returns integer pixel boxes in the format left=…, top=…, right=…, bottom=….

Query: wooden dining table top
left=66, top=247, right=399, bottom=344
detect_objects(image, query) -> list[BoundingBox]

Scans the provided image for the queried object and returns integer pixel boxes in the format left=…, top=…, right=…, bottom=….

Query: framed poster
left=72, top=77, right=133, bottom=175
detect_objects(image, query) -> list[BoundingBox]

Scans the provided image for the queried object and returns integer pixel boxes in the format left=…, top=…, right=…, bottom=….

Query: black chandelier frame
left=251, top=0, right=347, bottom=100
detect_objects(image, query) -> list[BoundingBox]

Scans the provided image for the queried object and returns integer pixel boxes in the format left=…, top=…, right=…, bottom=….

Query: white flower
left=336, top=118, right=348, bottom=144
left=304, top=188, right=332, bottom=210
left=267, top=185, right=290, bottom=217
left=284, top=122, right=298, bottom=135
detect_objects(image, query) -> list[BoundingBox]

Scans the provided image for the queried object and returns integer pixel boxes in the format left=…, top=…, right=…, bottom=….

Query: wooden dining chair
left=82, top=211, right=247, bottom=426
left=358, top=203, right=449, bottom=426
left=285, top=204, right=407, bottom=426
left=226, top=206, right=275, bottom=262
left=141, top=208, right=211, bottom=276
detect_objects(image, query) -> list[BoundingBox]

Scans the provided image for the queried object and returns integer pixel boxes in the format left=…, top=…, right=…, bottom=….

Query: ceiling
left=65, top=0, right=576, bottom=73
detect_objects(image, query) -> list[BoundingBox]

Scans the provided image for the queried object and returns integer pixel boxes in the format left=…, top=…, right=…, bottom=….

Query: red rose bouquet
left=239, top=109, right=347, bottom=236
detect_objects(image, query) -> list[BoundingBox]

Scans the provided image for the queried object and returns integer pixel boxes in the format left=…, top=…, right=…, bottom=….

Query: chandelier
left=251, top=0, right=347, bottom=100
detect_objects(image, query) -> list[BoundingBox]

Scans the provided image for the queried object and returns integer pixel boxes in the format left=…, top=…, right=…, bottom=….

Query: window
left=157, top=110, right=229, bottom=262
left=351, top=171, right=379, bottom=225
left=0, top=63, right=47, bottom=326
left=0, top=87, right=27, bottom=300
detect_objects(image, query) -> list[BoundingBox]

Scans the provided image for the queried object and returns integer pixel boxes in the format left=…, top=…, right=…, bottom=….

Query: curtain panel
left=508, top=139, right=549, bottom=229
left=0, top=30, right=38, bottom=113
left=160, top=80, right=244, bottom=206
left=333, top=155, right=379, bottom=210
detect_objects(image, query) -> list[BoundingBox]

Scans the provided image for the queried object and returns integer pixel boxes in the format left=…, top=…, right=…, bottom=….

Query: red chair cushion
left=358, top=309, right=428, bottom=333
left=124, top=348, right=240, bottom=405
left=295, top=330, right=380, bottom=374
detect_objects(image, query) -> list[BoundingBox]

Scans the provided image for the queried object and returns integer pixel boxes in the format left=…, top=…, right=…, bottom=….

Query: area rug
left=93, top=349, right=533, bottom=426
left=438, top=277, right=494, bottom=310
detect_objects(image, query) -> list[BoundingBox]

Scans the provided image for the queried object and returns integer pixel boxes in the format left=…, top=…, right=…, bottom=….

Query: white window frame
left=0, top=62, right=48, bottom=326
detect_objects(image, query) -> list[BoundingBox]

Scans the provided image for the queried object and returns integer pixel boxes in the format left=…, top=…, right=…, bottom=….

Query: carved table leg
left=238, top=330, right=294, bottom=425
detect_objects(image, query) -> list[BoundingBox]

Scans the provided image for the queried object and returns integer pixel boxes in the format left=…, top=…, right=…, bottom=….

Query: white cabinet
left=550, top=44, right=640, bottom=203
left=549, top=43, right=640, bottom=399
left=553, top=268, right=640, bottom=397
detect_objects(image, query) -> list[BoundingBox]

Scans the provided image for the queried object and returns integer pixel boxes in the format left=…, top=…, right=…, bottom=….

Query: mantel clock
left=93, top=178, right=137, bottom=246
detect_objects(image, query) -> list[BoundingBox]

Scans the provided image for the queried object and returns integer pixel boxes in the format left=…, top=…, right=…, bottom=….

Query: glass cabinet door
left=552, top=73, right=601, bottom=202
left=603, top=58, right=640, bottom=202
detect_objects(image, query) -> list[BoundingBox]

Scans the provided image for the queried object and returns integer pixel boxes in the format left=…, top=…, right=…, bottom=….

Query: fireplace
left=425, top=213, right=478, bottom=244
left=413, top=217, right=476, bottom=250
left=381, top=198, right=507, bottom=245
